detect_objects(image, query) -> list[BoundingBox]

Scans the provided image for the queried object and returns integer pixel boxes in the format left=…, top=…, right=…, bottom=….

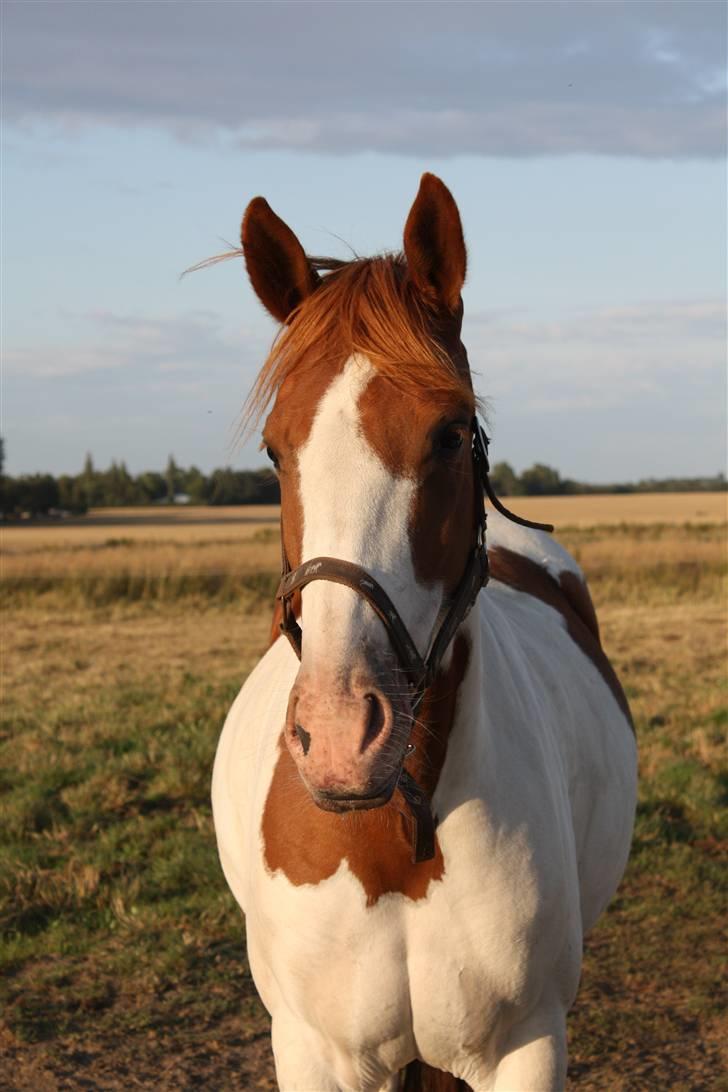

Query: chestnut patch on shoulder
left=261, top=635, right=470, bottom=906
left=489, top=546, right=633, bottom=733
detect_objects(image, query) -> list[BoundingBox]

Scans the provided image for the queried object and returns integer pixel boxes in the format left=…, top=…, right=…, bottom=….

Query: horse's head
left=242, top=174, right=481, bottom=814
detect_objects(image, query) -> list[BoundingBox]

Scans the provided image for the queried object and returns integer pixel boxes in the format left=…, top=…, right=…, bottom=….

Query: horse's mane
left=243, top=252, right=473, bottom=432
left=186, top=247, right=474, bottom=435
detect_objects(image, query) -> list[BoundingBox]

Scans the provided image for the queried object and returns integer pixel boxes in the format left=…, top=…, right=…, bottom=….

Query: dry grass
left=1, top=530, right=279, bottom=583
left=3, top=499, right=726, bottom=612
left=3, top=492, right=726, bottom=550
left=0, top=508, right=278, bottom=549
left=1, top=505, right=726, bottom=1090
left=492, top=491, right=727, bottom=528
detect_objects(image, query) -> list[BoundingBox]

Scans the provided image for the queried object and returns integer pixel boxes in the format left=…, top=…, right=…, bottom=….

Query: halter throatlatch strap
left=275, top=416, right=553, bottom=864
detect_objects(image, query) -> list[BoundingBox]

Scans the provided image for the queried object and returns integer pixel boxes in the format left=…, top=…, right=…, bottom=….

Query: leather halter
left=275, top=417, right=553, bottom=864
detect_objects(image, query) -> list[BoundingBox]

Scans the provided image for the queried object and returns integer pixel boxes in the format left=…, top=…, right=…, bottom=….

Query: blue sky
left=3, top=1, right=726, bottom=482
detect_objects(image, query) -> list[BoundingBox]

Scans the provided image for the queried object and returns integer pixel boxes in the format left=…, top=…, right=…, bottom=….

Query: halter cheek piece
left=275, top=417, right=553, bottom=864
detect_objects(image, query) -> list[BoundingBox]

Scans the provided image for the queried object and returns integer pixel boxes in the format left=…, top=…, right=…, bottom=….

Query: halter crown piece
left=276, top=416, right=554, bottom=864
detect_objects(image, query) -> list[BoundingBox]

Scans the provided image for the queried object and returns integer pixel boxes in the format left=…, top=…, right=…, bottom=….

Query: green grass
left=1, top=522, right=726, bottom=1089
left=1, top=665, right=253, bottom=1038
left=1, top=603, right=275, bottom=1087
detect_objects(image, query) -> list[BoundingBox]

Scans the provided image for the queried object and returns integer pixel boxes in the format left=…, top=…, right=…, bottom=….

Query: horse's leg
left=271, top=1009, right=339, bottom=1091
left=491, top=1002, right=567, bottom=1092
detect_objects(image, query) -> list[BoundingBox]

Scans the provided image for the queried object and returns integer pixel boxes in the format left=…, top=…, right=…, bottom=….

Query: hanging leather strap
left=397, top=769, right=436, bottom=864
left=473, top=419, right=554, bottom=534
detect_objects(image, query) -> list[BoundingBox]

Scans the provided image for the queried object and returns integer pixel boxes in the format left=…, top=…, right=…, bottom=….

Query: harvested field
left=2, top=496, right=725, bottom=608
left=1, top=503, right=726, bottom=1090
left=487, top=491, right=727, bottom=527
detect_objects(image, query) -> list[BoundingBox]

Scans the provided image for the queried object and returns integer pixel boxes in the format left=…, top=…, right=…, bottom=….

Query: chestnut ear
left=403, top=173, right=467, bottom=313
left=241, top=197, right=320, bottom=323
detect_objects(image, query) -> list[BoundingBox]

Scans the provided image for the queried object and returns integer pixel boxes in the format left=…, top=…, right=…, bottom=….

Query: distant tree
left=489, top=461, right=520, bottom=497
left=81, top=452, right=104, bottom=507
left=0, top=474, right=20, bottom=515
left=559, top=478, right=582, bottom=496
left=165, top=455, right=179, bottom=503
left=0, top=436, right=9, bottom=513
left=206, top=467, right=280, bottom=505
left=208, top=467, right=243, bottom=505
left=98, top=459, right=136, bottom=506
left=57, top=474, right=88, bottom=514
left=519, top=463, right=563, bottom=496
left=137, top=471, right=166, bottom=503
left=183, top=466, right=210, bottom=503
left=13, top=474, right=60, bottom=515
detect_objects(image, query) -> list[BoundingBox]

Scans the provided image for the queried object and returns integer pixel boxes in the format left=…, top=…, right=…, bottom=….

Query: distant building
left=154, top=493, right=191, bottom=505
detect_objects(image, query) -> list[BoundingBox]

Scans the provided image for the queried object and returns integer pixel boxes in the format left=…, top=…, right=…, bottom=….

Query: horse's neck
left=409, top=608, right=484, bottom=795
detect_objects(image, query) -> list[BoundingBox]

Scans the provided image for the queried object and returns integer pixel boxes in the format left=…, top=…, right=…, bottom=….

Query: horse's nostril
left=361, top=693, right=386, bottom=752
left=294, top=722, right=311, bottom=756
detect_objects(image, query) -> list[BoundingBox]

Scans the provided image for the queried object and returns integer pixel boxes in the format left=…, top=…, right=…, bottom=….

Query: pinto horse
left=212, top=174, right=637, bottom=1091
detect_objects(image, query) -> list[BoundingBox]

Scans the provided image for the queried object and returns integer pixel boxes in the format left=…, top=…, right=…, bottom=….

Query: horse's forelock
left=241, top=252, right=474, bottom=438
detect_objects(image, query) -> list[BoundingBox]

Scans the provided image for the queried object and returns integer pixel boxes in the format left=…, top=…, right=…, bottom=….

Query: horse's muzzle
left=310, top=771, right=401, bottom=813
left=284, top=669, right=409, bottom=805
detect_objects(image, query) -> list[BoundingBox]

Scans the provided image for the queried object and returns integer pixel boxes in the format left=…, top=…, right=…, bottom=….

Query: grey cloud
left=3, top=310, right=261, bottom=379
left=466, top=298, right=726, bottom=413
left=4, top=297, right=724, bottom=478
left=4, top=1, right=725, bottom=157
left=463, top=297, right=726, bottom=478
left=3, top=308, right=268, bottom=474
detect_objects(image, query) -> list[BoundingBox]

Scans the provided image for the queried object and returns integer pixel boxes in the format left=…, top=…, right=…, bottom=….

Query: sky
left=2, top=0, right=726, bottom=483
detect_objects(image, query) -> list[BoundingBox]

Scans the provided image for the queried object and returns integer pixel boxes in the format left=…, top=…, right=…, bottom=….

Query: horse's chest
left=246, top=813, right=538, bottom=1063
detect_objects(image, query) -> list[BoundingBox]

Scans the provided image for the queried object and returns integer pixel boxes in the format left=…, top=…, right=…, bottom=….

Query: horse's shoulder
left=486, top=510, right=599, bottom=642
left=486, top=511, right=632, bottom=729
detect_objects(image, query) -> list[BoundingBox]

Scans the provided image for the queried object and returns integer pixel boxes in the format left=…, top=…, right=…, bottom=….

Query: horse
left=211, top=173, right=637, bottom=1091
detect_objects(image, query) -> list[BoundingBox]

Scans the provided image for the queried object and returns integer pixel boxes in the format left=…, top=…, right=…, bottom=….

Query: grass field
left=1, top=499, right=726, bottom=1090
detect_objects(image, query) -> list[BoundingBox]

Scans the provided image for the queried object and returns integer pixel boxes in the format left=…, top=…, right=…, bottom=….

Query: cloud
left=4, top=1, right=725, bottom=158
left=4, top=297, right=724, bottom=478
left=467, top=298, right=726, bottom=414
left=3, top=310, right=261, bottom=379
left=3, top=308, right=272, bottom=474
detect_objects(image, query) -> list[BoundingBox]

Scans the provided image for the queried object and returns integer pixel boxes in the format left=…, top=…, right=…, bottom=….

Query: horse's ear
left=403, top=173, right=467, bottom=313
left=241, top=197, right=320, bottom=323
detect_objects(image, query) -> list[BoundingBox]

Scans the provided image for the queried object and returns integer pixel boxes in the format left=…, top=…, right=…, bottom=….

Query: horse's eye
left=438, top=428, right=464, bottom=453
left=265, top=446, right=279, bottom=469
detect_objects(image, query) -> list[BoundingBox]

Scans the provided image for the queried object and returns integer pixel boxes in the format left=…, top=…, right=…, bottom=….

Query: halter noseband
left=275, top=416, right=553, bottom=864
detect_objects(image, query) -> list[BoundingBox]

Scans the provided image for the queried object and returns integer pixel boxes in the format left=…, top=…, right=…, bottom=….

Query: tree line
left=488, top=461, right=726, bottom=497
left=0, top=443, right=724, bottom=518
left=0, top=452, right=280, bottom=516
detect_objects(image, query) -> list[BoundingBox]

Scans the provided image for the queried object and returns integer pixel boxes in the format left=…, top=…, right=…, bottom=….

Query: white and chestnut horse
left=212, top=174, right=637, bottom=1091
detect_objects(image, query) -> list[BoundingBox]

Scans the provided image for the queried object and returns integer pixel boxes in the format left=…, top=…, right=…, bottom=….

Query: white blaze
left=296, top=354, right=442, bottom=673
